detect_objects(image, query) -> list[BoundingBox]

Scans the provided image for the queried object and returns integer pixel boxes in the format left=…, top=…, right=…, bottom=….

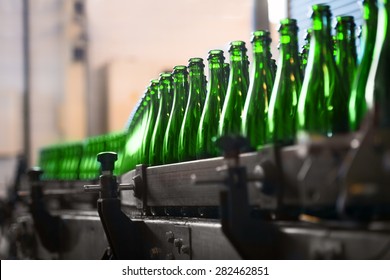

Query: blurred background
left=0, top=0, right=362, bottom=196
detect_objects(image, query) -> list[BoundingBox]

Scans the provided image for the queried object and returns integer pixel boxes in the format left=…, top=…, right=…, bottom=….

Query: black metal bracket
left=28, top=167, right=69, bottom=253
left=84, top=152, right=146, bottom=259
left=216, top=136, right=283, bottom=259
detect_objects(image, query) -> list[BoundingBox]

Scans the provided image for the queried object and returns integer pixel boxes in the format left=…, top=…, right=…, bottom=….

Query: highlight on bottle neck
left=278, top=18, right=299, bottom=45
left=335, top=16, right=356, bottom=41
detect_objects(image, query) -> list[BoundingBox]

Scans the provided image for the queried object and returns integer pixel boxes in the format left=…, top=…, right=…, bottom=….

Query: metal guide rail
left=5, top=122, right=390, bottom=259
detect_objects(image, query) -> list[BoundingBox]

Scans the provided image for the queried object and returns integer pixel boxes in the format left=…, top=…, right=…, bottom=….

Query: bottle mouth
left=251, top=30, right=271, bottom=43
left=208, top=49, right=224, bottom=56
left=229, top=40, right=246, bottom=47
left=159, top=72, right=172, bottom=79
left=150, top=79, right=159, bottom=85
left=172, top=65, right=187, bottom=73
left=207, top=49, right=225, bottom=62
left=188, top=57, right=204, bottom=68
left=280, top=18, right=297, bottom=26
left=228, top=41, right=247, bottom=53
left=278, top=18, right=299, bottom=32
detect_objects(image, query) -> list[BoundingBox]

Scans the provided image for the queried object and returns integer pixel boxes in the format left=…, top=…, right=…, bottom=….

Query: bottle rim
left=251, top=30, right=271, bottom=43
left=310, top=4, right=331, bottom=18
left=188, top=57, right=205, bottom=68
left=228, top=40, right=247, bottom=53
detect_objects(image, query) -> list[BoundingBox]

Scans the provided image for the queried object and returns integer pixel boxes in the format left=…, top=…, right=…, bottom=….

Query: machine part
left=28, top=167, right=70, bottom=253
left=83, top=152, right=147, bottom=259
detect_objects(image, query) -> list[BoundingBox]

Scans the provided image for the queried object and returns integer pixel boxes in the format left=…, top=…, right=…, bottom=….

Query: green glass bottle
left=301, top=28, right=312, bottom=74
left=122, top=88, right=150, bottom=171
left=297, top=4, right=349, bottom=138
left=218, top=41, right=249, bottom=138
left=349, top=0, right=378, bottom=131
left=267, top=19, right=303, bottom=145
left=241, top=31, right=274, bottom=149
left=149, top=73, right=174, bottom=165
left=365, top=0, right=390, bottom=128
left=162, top=66, right=189, bottom=164
left=178, top=59, right=206, bottom=162
left=197, top=50, right=227, bottom=158
left=335, top=16, right=358, bottom=96
left=140, top=79, right=159, bottom=164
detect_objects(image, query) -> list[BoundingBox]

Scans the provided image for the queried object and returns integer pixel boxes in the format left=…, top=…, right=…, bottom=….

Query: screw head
left=165, top=231, right=174, bottom=243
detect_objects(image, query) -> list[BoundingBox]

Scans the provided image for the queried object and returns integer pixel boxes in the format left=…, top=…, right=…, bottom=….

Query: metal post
left=22, top=0, right=31, bottom=167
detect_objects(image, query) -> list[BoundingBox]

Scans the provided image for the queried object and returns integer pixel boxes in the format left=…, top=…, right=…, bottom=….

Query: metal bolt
left=83, top=184, right=102, bottom=193
left=166, top=231, right=174, bottom=243
left=181, top=245, right=190, bottom=255
left=174, top=238, right=183, bottom=248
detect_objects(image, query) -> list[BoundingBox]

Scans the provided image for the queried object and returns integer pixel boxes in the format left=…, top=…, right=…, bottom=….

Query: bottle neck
left=172, top=71, right=188, bottom=106
left=279, top=28, right=300, bottom=62
left=229, top=48, right=248, bottom=80
left=188, top=65, right=205, bottom=98
left=159, top=75, right=173, bottom=105
left=335, top=19, right=357, bottom=63
left=311, top=12, right=333, bottom=50
left=208, top=56, right=225, bottom=94
left=359, top=0, right=378, bottom=60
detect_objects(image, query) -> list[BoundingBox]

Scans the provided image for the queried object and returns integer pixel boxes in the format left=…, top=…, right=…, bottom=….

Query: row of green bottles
left=38, top=0, right=389, bottom=176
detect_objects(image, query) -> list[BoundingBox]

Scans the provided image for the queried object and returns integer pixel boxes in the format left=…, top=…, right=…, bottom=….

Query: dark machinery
left=4, top=113, right=390, bottom=260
